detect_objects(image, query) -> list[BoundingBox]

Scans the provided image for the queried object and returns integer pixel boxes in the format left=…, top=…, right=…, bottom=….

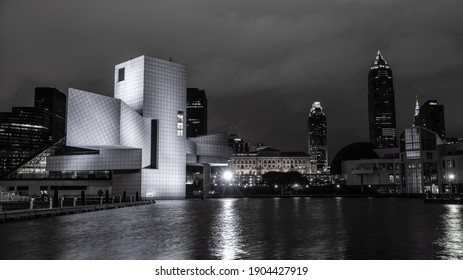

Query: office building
left=307, top=101, right=328, bottom=173
left=368, top=51, right=397, bottom=148
left=0, top=88, right=66, bottom=179
left=414, top=99, right=445, bottom=139
left=399, top=127, right=442, bottom=193
left=186, top=88, right=207, bottom=137
left=34, top=87, right=66, bottom=142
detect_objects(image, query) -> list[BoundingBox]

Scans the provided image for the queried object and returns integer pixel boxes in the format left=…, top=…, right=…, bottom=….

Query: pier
left=0, top=200, right=155, bottom=223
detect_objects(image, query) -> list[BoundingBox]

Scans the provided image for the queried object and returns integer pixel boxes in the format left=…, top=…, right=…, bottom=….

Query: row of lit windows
left=234, top=164, right=306, bottom=169
left=233, top=159, right=307, bottom=165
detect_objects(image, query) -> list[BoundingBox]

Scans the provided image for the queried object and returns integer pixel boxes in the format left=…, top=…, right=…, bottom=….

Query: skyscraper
left=368, top=51, right=397, bottom=148
left=414, top=99, right=445, bottom=139
left=307, top=101, right=328, bottom=173
left=34, top=87, right=66, bottom=142
left=0, top=88, right=66, bottom=179
left=186, top=88, right=207, bottom=137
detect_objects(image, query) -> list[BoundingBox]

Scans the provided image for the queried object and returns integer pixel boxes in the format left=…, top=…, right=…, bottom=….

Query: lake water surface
left=0, top=197, right=462, bottom=259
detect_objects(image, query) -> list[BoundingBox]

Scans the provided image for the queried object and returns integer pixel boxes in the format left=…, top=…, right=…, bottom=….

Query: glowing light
left=449, top=174, right=455, bottom=180
left=223, top=171, right=233, bottom=181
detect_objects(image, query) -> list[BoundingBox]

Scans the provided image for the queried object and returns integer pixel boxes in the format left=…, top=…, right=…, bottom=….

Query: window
left=118, top=68, right=125, bottom=82
left=177, top=111, right=184, bottom=137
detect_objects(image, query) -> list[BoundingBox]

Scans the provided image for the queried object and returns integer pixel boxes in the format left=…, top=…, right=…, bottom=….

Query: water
left=0, top=197, right=462, bottom=259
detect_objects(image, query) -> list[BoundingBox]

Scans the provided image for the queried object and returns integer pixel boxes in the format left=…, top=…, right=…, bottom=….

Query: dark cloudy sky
left=1, top=0, right=463, bottom=159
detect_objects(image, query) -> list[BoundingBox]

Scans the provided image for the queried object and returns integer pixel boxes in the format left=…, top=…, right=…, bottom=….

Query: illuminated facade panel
left=67, top=88, right=121, bottom=147
left=115, top=56, right=187, bottom=199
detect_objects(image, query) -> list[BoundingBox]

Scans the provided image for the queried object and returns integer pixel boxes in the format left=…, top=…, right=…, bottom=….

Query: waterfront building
left=438, top=142, right=463, bottom=193
left=368, top=51, right=397, bottom=148
left=231, top=148, right=310, bottom=187
left=0, top=56, right=231, bottom=198
left=0, top=87, right=66, bottom=179
left=414, top=99, right=445, bottom=139
left=186, top=88, right=207, bottom=137
left=307, top=101, right=328, bottom=173
left=399, top=127, right=442, bottom=194
left=331, top=143, right=401, bottom=193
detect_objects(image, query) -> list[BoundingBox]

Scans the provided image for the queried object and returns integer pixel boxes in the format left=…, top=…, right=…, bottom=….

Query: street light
left=223, top=171, right=233, bottom=181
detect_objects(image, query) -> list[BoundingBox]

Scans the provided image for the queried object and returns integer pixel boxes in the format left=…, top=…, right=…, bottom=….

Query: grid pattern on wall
left=67, top=88, right=121, bottom=146
left=47, top=148, right=142, bottom=171
left=120, top=102, right=151, bottom=167
left=114, top=56, right=187, bottom=198
left=114, top=56, right=145, bottom=114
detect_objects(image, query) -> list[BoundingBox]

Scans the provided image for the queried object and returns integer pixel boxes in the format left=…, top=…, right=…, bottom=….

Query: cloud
left=1, top=0, right=463, bottom=159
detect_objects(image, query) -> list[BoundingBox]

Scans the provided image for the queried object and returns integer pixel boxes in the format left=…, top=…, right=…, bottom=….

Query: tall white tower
left=115, top=56, right=187, bottom=199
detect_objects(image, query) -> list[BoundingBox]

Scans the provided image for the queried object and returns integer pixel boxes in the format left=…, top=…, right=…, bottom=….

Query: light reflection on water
left=436, top=205, right=463, bottom=259
left=0, top=197, right=462, bottom=260
left=212, top=199, right=245, bottom=259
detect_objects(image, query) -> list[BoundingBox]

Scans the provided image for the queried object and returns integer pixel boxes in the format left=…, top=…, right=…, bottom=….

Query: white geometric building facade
left=45, top=55, right=230, bottom=199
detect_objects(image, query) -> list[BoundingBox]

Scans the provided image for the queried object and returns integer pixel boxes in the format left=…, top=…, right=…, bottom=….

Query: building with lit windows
left=186, top=88, right=207, bottom=137
left=368, top=51, right=397, bottom=148
left=231, top=148, right=310, bottom=187
left=399, top=127, right=442, bottom=194
left=0, top=87, right=66, bottom=179
left=332, top=143, right=401, bottom=193
left=34, top=87, right=66, bottom=142
left=0, top=56, right=231, bottom=199
left=307, top=101, right=328, bottom=173
left=414, top=99, right=445, bottom=139
left=228, top=134, right=250, bottom=153
left=438, top=142, right=463, bottom=193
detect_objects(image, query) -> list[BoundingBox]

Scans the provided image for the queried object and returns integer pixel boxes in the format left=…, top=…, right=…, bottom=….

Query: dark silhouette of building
left=307, top=101, right=328, bottom=173
left=34, top=87, right=66, bottom=142
left=368, top=51, right=397, bottom=148
left=330, top=142, right=379, bottom=175
left=0, top=87, right=66, bottom=178
left=228, top=134, right=249, bottom=153
left=414, top=99, right=445, bottom=139
left=186, top=88, right=207, bottom=137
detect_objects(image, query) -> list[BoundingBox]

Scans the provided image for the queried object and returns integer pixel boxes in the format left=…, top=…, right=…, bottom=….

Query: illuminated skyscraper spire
left=371, top=50, right=390, bottom=70
left=307, top=101, right=328, bottom=173
left=415, top=96, right=420, bottom=117
left=368, top=50, right=397, bottom=148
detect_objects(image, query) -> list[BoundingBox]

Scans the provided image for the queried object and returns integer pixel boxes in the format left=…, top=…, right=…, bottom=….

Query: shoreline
left=0, top=200, right=155, bottom=223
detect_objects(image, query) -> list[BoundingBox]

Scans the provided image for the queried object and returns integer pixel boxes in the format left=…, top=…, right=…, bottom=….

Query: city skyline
left=1, top=0, right=463, bottom=159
